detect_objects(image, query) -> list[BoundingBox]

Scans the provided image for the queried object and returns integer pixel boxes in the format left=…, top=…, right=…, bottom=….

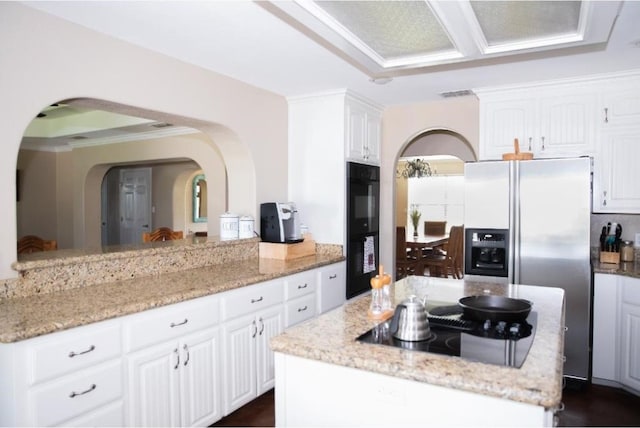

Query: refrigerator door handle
left=509, top=161, right=520, bottom=285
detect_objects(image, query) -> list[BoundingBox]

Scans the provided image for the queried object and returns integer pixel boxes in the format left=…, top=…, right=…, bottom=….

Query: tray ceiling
left=269, top=0, right=619, bottom=76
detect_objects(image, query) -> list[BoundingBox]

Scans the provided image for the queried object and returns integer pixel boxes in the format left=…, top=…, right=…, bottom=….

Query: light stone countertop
left=0, top=253, right=344, bottom=343
left=270, top=276, right=565, bottom=409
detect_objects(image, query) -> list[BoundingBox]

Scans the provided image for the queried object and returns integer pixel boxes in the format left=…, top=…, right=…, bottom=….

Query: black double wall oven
left=346, top=162, right=380, bottom=299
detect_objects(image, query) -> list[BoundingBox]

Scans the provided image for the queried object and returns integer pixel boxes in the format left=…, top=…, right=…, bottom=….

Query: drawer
left=61, top=400, right=124, bottom=427
left=28, top=322, right=122, bottom=385
left=623, top=277, right=640, bottom=305
left=29, top=360, right=123, bottom=427
left=221, top=280, right=283, bottom=321
left=125, top=294, right=220, bottom=352
left=284, top=270, right=317, bottom=301
left=285, top=294, right=317, bottom=328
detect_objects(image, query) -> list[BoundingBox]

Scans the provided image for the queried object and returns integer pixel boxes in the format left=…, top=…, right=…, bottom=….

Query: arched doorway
left=393, top=128, right=476, bottom=279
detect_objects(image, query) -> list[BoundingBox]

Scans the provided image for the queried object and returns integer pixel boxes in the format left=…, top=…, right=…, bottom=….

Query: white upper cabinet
left=345, top=96, right=382, bottom=165
left=593, top=72, right=640, bottom=213
left=478, top=84, right=597, bottom=160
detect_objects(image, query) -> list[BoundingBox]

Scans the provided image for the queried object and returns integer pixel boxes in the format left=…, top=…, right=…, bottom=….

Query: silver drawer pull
left=183, top=344, right=190, bottom=366
left=298, top=305, right=308, bottom=312
left=251, top=296, right=264, bottom=304
left=259, top=317, right=265, bottom=335
left=174, top=348, right=180, bottom=369
left=69, top=383, right=96, bottom=398
left=329, top=274, right=337, bottom=279
left=170, top=318, right=188, bottom=328
left=297, top=283, right=308, bottom=289
left=68, top=345, right=95, bottom=358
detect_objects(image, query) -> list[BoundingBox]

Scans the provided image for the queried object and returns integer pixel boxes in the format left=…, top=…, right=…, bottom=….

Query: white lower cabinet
left=126, top=327, right=222, bottom=427
left=317, top=261, right=346, bottom=314
left=222, top=304, right=283, bottom=415
left=593, top=273, right=640, bottom=395
left=0, top=318, right=124, bottom=427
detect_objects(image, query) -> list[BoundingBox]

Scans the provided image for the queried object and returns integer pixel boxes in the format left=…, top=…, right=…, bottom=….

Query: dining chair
left=422, top=225, right=464, bottom=279
left=17, top=235, right=57, bottom=254
left=142, top=227, right=184, bottom=242
left=396, top=226, right=423, bottom=280
left=424, top=221, right=447, bottom=236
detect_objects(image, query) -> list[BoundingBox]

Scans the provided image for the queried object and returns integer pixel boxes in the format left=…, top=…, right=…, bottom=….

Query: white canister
left=239, top=215, right=255, bottom=239
left=220, top=212, right=239, bottom=240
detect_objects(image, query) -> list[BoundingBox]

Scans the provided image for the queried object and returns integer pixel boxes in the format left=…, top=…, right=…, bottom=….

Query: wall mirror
left=193, top=174, right=208, bottom=222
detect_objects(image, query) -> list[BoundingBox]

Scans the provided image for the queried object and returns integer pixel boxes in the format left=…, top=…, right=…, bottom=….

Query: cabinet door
left=179, top=328, right=222, bottom=427
left=365, top=110, right=381, bottom=164
left=346, top=101, right=368, bottom=162
left=222, top=314, right=257, bottom=415
left=256, top=305, right=284, bottom=395
left=317, top=262, right=346, bottom=314
left=620, top=302, right=640, bottom=391
left=603, top=83, right=640, bottom=127
left=592, top=274, right=619, bottom=382
left=593, top=126, right=640, bottom=213
left=480, top=97, right=534, bottom=160
left=127, top=342, right=180, bottom=427
left=538, top=93, right=596, bottom=157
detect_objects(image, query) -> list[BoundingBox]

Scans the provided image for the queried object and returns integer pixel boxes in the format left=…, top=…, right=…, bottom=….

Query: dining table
left=405, top=229, right=449, bottom=258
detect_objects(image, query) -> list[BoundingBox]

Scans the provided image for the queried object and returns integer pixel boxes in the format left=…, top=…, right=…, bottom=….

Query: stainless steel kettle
left=389, top=296, right=431, bottom=342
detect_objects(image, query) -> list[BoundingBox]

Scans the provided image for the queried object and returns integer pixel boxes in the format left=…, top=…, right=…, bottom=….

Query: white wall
left=0, top=3, right=288, bottom=278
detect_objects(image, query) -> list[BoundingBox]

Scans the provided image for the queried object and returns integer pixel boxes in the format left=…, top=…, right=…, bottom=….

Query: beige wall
left=381, top=97, right=480, bottom=273
left=0, top=3, right=287, bottom=277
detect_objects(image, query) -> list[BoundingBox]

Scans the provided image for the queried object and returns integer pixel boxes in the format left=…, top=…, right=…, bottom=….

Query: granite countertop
left=0, top=253, right=344, bottom=343
left=270, top=276, right=565, bottom=409
left=591, top=247, right=640, bottom=278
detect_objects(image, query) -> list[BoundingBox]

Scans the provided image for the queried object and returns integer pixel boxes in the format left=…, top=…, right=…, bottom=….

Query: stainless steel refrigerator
left=464, top=157, right=592, bottom=381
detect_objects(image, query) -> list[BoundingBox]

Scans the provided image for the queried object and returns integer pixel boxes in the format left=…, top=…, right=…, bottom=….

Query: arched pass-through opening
left=19, top=97, right=254, bottom=251
left=393, top=128, right=476, bottom=278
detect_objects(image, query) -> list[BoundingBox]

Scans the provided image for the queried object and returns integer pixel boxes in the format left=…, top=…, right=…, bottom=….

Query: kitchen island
left=270, top=276, right=565, bottom=427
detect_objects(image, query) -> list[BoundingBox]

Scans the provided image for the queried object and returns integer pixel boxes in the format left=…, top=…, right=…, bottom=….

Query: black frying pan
left=458, top=295, right=532, bottom=323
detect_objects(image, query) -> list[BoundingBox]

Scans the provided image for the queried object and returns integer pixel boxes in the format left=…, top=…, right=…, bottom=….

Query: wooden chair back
left=17, top=235, right=57, bottom=254
left=447, top=225, right=464, bottom=278
left=142, top=227, right=184, bottom=243
left=424, top=221, right=447, bottom=235
left=396, top=226, right=409, bottom=259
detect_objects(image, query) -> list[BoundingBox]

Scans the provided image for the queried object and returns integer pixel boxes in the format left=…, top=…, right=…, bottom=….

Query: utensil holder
left=600, top=251, right=620, bottom=264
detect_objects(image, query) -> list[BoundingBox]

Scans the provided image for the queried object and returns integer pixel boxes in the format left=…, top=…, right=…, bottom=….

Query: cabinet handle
left=603, top=191, right=607, bottom=207
left=297, top=283, right=308, bottom=289
left=541, top=136, right=545, bottom=151
left=528, top=137, right=532, bottom=151
left=298, top=305, right=308, bottom=312
left=252, top=320, right=258, bottom=338
left=251, top=296, right=263, bottom=304
left=329, top=274, right=337, bottom=279
left=604, top=107, right=609, bottom=123
left=183, top=344, right=190, bottom=366
left=170, top=318, right=188, bottom=328
left=68, top=345, right=95, bottom=358
left=69, top=383, right=96, bottom=398
left=174, top=348, right=180, bottom=369
left=258, top=317, right=265, bottom=336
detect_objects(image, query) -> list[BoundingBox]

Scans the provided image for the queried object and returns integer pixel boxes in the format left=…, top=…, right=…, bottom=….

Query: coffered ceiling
left=20, top=0, right=640, bottom=149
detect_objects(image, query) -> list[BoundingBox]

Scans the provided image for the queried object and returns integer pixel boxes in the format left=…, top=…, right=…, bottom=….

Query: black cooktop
left=356, top=310, right=537, bottom=368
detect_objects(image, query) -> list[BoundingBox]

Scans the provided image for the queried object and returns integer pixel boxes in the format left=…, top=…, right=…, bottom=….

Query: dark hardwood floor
left=212, top=384, right=640, bottom=427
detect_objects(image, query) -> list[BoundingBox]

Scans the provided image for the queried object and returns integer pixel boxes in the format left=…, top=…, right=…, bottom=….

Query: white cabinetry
left=0, top=318, right=124, bottom=427
left=221, top=280, right=284, bottom=415
left=593, top=273, right=640, bottom=395
left=478, top=85, right=597, bottom=160
left=284, top=270, right=317, bottom=327
left=317, top=261, right=346, bottom=314
left=288, top=90, right=381, bottom=245
left=593, top=125, right=640, bottom=212
left=124, top=294, right=222, bottom=427
left=346, top=96, right=381, bottom=164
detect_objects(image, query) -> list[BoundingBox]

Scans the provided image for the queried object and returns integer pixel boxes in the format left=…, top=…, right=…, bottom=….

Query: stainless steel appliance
left=465, top=228, right=509, bottom=277
left=346, top=162, right=380, bottom=299
left=260, top=202, right=302, bottom=243
left=464, top=157, right=592, bottom=381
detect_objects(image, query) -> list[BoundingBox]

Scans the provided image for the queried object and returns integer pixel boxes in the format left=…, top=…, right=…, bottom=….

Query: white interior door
left=120, top=168, right=152, bottom=245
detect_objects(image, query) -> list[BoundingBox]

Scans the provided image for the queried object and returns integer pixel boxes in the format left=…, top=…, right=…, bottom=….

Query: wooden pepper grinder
left=368, top=265, right=394, bottom=320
